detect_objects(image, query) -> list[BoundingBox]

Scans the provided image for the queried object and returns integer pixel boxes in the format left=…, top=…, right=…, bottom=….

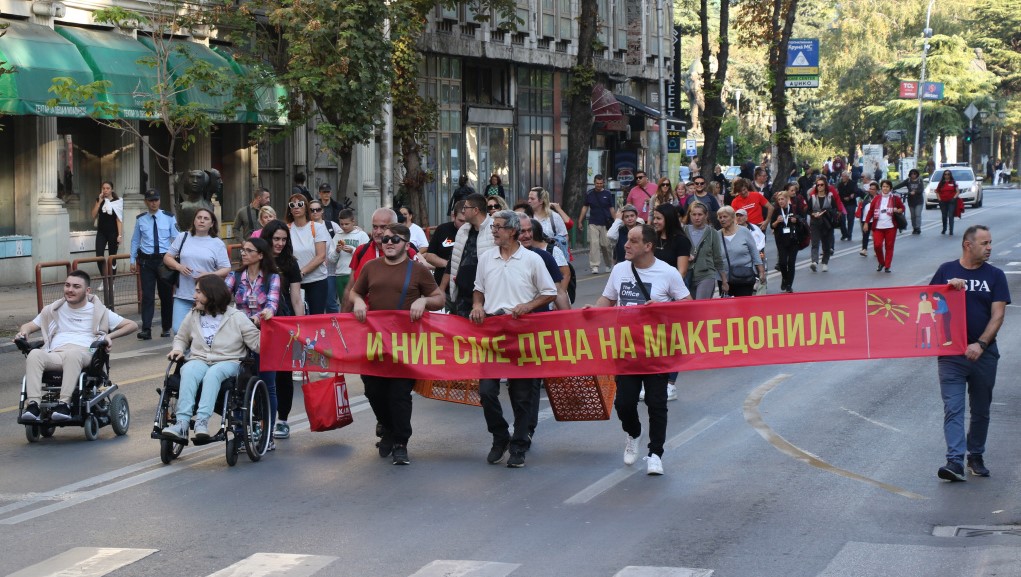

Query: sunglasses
left=694, top=181, right=706, bottom=185
left=636, top=175, right=646, bottom=180
left=380, top=235, right=407, bottom=245
left=309, top=207, right=323, bottom=213
left=487, top=204, right=500, bottom=210
left=288, top=201, right=305, bottom=209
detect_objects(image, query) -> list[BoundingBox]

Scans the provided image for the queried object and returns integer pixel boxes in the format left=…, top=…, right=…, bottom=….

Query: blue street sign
left=920, top=82, right=945, bottom=100
left=685, top=139, right=697, bottom=157
left=786, top=39, right=820, bottom=75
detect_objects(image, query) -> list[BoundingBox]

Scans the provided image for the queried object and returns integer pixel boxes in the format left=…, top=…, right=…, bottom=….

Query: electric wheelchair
left=151, top=352, right=270, bottom=467
left=14, top=337, right=130, bottom=443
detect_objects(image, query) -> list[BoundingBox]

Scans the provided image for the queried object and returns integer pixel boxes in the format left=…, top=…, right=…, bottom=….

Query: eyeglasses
left=309, top=207, right=323, bottom=213
left=491, top=224, right=514, bottom=231
left=288, top=201, right=305, bottom=209
left=239, top=247, right=259, bottom=254
left=461, top=205, right=479, bottom=213
left=636, top=175, right=646, bottom=180
left=487, top=204, right=500, bottom=210
left=380, top=235, right=407, bottom=245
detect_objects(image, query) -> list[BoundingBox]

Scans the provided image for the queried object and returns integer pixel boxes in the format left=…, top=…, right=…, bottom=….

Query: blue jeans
left=938, top=343, right=999, bottom=464
left=325, top=276, right=340, bottom=314
left=178, top=360, right=241, bottom=422
left=172, top=297, right=194, bottom=333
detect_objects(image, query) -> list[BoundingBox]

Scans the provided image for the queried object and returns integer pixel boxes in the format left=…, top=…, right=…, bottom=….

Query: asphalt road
left=2, top=188, right=1020, bottom=577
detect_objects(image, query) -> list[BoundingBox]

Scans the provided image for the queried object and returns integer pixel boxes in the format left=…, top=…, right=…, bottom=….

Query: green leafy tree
left=560, top=0, right=598, bottom=221
left=696, top=0, right=732, bottom=171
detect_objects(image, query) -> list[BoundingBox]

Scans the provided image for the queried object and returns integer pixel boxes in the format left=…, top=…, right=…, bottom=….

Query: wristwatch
left=976, top=340, right=988, bottom=350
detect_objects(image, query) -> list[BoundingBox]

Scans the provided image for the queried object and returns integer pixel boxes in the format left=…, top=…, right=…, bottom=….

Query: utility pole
left=656, top=0, right=669, bottom=178
left=912, top=0, right=936, bottom=168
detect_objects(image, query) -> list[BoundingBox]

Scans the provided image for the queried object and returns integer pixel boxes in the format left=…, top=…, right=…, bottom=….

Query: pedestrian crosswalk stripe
left=613, top=568, right=713, bottom=577
left=204, top=553, right=338, bottom=577
left=5, top=547, right=157, bottom=577
left=408, top=560, right=521, bottom=577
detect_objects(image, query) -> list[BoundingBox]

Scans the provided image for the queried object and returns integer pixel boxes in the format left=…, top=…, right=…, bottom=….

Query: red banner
left=260, top=287, right=967, bottom=379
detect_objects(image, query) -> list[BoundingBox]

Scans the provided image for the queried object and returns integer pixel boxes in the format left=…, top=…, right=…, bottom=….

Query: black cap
left=319, top=183, right=332, bottom=192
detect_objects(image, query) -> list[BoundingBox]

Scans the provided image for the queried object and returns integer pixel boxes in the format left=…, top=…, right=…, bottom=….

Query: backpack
left=545, top=244, right=576, bottom=304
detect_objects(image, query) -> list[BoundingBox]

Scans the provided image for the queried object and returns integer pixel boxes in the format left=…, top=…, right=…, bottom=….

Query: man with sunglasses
left=471, top=210, right=558, bottom=468
left=625, top=170, right=657, bottom=222
left=342, top=208, right=418, bottom=311
left=578, top=174, right=615, bottom=274
left=350, top=224, right=444, bottom=466
left=683, top=177, right=720, bottom=226
left=443, top=194, right=494, bottom=318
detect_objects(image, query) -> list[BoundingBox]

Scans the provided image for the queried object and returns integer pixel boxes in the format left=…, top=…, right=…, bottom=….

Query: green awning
left=211, top=45, right=288, bottom=126
left=137, top=36, right=245, bottom=123
left=0, top=20, right=95, bottom=117
left=55, top=26, right=160, bottom=120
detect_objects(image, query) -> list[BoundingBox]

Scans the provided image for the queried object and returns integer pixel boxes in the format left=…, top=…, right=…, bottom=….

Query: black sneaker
left=376, top=433, right=394, bottom=458
left=507, top=451, right=525, bottom=468
left=487, top=442, right=509, bottom=464
left=160, top=330, right=172, bottom=338
left=21, top=401, right=41, bottom=422
left=967, top=455, right=990, bottom=477
left=50, top=402, right=73, bottom=422
left=937, top=460, right=967, bottom=482
left=136, top=330, right=152, bottom=340
left=392, top=444, right=410, bottom=465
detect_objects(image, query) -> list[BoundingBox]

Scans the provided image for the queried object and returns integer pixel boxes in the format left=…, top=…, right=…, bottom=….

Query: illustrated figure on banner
left=175, top=169, right=220, bottom=232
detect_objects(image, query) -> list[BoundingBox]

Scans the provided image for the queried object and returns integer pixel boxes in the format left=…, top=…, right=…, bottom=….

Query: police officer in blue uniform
left=130, top=189, right=180, bottom=339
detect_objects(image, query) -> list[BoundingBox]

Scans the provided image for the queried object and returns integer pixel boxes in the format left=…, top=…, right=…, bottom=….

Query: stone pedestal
left=117, top=123, right=145, bottom=258
left=356, top=141, right=381, bottom=226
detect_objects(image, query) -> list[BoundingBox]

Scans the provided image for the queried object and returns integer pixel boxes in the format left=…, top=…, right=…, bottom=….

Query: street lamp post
left=656, top=0, right=669, bottom=178
left=912, top=0, right=936, bottom=169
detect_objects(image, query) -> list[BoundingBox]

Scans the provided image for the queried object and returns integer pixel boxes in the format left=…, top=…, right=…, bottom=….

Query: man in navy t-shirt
left=578, top=175, right=616, bottom=274
left=929, top=224, right=1010, bottom=481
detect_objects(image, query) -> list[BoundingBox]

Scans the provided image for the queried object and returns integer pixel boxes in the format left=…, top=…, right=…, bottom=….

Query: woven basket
left=544, top=375, right=616, bottom=421
left=414, top=379, right=481, bottom=406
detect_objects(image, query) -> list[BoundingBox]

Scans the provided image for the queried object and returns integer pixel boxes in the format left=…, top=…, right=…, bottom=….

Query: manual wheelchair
left=14, top=337, right=130, bottom=443
left=151, top=352, right=270, bottom=467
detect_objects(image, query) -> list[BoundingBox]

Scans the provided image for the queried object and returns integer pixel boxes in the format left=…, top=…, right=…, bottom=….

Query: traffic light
left=726, top=138, right=736, bottom=157
left=963, top=128, right=974, bottom=144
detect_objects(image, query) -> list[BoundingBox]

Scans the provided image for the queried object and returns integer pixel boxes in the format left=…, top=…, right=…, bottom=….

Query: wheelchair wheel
left=109, top=394, right=130, bottom=436
left=25, top=425, right=40, bottom=443
left=41, top=425, right=56, bottom=438
left=225, top=436, right=239, bottom=467
left=157, top=392, right=185, bottom=465
left=83, top=414, right=99, bottom=441
left=243, top=377, right=271, bottom=462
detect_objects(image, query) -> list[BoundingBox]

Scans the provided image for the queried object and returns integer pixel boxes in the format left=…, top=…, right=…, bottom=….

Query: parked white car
left=924, top=164, right=983, bottom=209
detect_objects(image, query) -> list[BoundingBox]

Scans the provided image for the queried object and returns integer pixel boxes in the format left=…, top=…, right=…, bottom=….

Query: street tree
left=695, top=0, right=732, bottom=172
left=559, top=0, right=598, bottom=221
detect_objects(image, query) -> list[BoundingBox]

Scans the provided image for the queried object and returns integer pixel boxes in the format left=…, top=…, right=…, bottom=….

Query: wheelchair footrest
left=190, top=431, right=225, bottom=446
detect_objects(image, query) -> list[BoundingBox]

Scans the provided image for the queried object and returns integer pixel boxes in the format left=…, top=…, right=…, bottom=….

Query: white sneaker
left=194, top=418, right=209, bottom=439
left=645, top=454, right=664, bottom=475
left=859, top=249, right=867, bottom=257
left=821, top=263, right=828, bottom=272
left=638, top=386, right=645, bottom=401
left=590, top=267, right=600, bottom=274
left=666, top=383, right=678, bottom=401
left=810, top=262, right=817, bottom=272
left=623, top=433, right=641, bottom=466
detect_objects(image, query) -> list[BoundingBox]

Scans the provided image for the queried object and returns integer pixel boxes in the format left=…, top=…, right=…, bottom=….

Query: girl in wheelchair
left=161, top=275, right=261, bottom=441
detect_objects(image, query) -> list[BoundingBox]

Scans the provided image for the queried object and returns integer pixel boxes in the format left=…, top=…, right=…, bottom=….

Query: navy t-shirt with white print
left=930, top=260, right=1011, bottom=343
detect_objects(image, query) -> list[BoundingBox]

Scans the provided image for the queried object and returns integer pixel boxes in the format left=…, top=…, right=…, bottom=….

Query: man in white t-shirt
left=588, top=224, right=690, bottom=475
left=16, top=270, right=137, bottom=421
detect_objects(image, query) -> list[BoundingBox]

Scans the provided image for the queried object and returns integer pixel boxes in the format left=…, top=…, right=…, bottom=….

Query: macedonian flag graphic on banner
left=259, top=286, right=967, bottom=379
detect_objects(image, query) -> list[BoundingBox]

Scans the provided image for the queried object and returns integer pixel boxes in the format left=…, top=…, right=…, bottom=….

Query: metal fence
left=35, top=261, right=72, bottom=312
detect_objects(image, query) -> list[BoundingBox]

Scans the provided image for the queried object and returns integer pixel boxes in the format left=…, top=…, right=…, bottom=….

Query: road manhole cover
left=933, top=525, right=1021, bottom=537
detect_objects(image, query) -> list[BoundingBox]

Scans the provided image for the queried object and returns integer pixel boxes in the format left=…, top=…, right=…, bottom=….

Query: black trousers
left=615, top=373, right=669, bottom=457
left=138, top=256, right=172, bottom=331
left=775, top=242, right=798, bottom=290
left=95, top=230, right=118, bottom=275
left=480, top=378, right=535, bottom=453
left=276, top=370, right=294, bottom=421
left=362, top=375, right=415, bottom=444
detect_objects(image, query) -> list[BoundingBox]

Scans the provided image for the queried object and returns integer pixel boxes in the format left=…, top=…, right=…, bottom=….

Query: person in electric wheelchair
left=16, top=270, right=137, bottom=440
left=160, top=275, right=262, bottom=444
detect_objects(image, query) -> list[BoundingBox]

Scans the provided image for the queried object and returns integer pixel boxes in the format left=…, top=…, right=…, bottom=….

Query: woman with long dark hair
left=651, top=203, right=691, bottom=402
left=163, top=208, right=231, bottom=333
left=260, top=219, right=304, bottom=441
left=935, top=169, right=960, bottom=235
left=865, top=179, right=905, bottom=273
left=91, top=181, right=123, bottom=280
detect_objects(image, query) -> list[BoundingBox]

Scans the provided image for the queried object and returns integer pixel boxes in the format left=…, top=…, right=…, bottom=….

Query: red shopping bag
left=302, top=374, right=353, bottom=432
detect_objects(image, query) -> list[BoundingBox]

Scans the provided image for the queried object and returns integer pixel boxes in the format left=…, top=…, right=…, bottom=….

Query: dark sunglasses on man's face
left=694, top=181, right=706, bottom=186
left=288, top=201, right=305, bottom=209
left=380, top=235, right=407, bottom=245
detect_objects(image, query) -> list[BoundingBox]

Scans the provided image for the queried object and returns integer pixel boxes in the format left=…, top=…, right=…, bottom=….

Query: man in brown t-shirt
left=350, top=224, right=445, bottom=465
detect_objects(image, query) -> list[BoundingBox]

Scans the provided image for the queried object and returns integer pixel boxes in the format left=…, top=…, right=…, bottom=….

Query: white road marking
left=564, top=415, right=725, bottom=505
left=5, top=547, right=157, bottom=577
left=408, top=560, right=520, bottom=577
left=744, top=374, right=925, bottom=500
left=613, top=568, right=713, bottom=577
left=1006, top=262, right=1021, bottom=266
left=0, top=399, right=372, bottom=525
left=839, top=407, right=902, bottom=433
left=205, top=553, right=338, bottom=577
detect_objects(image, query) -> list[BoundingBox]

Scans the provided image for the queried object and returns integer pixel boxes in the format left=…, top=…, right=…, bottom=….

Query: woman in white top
left=308, top=199, right=341, bottom=314
left=285, top=193, right=328, bottom=314
left=398, top=206, right=430, bottom=251
left=91, top=181, right=123, bottom=279
left=528, top=187, right=568, bottom=253
left=164, top=208, right=232, bottom=333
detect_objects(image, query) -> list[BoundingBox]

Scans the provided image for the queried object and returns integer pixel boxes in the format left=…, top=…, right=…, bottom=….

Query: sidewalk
left=0, top=283, right=43, bottom=339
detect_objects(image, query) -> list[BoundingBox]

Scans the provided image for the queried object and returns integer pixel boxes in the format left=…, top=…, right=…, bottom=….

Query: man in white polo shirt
left=471, top=210, right=558, bottom=468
